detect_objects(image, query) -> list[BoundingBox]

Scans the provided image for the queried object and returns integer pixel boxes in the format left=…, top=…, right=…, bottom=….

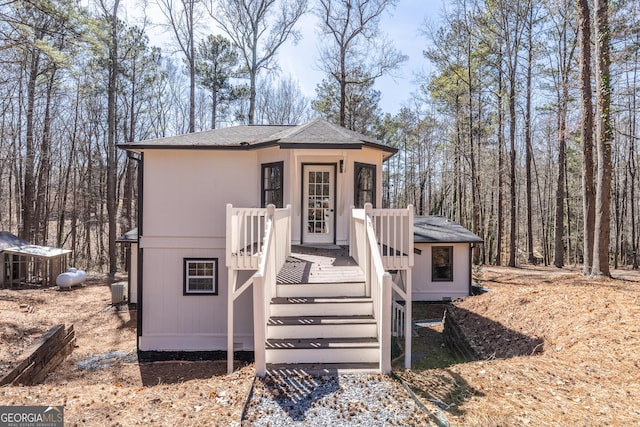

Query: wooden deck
left=276, top=245, right=365, bottom=284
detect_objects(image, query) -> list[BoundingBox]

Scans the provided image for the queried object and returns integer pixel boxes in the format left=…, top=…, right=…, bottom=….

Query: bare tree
left=157, top=0, right=203, bottom=133
left=548, top=0, right=577, bottom=268
left=209, top=0, right=307, bottom=124
left=315, top=0, right=406, bottom=128
left=256, top=75, right=310, bottom=124
left=576, top=0, right=595, bottom=274
left=96, top=0, right=121, bottom=278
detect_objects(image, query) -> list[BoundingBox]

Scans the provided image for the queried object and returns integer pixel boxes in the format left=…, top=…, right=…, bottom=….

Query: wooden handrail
left=350, top=203, right=413, bottom=372
left=227, top=204, right=291, bottom=376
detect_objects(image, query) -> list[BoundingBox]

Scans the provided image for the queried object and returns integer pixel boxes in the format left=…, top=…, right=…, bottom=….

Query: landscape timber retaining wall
left=0, top=324, right=75, bottom=386
left=442, top=307, right=479, bottom=361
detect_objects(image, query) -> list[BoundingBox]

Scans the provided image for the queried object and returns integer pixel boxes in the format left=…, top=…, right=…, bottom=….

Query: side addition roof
left=117, top=118, right=397, bottom=156
left=116, top=228, right=138, bottom=243
left=414, top=216, right=483, bottom=244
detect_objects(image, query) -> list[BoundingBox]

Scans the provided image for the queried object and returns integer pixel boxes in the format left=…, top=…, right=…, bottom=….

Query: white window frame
left=183, top=258, right=218, bottom=295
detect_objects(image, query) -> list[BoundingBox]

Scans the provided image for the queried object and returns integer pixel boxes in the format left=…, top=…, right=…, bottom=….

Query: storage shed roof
left=0, top=231, right=30, bottom=251
left=3, top=245, right=71, bottom=259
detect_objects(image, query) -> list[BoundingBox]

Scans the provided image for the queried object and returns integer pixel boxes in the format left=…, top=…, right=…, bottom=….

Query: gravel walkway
left=242, top=370, right=435, bottom=426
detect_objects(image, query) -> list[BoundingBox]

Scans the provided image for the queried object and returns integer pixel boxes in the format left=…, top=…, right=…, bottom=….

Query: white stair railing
left=368, top=205, right=414, bottom=270
left=351, top=203, right=414, bottom=371
left=227, top=204, right=291, bottom=375
left=392, top=300, right=405, bottom=338
left=226, top=205, right=269, bottom=270
left=252, top=204, right=291, bottom=377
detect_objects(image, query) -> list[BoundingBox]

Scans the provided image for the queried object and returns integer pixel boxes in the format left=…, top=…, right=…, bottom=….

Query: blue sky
left=124, top=0, right=445, bottom=116
left=279, top=0, right=445, bottom=114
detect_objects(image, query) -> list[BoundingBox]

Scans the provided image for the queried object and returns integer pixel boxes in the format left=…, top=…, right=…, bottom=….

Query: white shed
left=412, top=216, right=483, bottom=301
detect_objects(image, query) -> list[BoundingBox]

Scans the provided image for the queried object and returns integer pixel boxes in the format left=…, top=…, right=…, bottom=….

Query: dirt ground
left=1, top=267, right=639, bottom=426
left=0, top=278, right=254, bottom=426
left=397, top=265, right=640, bottom=426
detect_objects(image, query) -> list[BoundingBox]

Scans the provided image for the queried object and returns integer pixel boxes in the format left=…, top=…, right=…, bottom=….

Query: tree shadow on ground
left=402, top=368, right=485, bottom=417
left=255, top=369, right=340, bottom=421
left=401, top=302, right=543, bottom=417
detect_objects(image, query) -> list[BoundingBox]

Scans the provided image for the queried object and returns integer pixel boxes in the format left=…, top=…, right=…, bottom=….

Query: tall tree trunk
left=106, top=0, right=120, bottom=278
left=22, top=47, right=41, bottom=242
left=35, top=67, right=57, bottom=245
left=629, top=29, right=638, bottom=269
left=211, top=89, right=218, bottom=129
left=189, top=4, right=195, bottom=132
left=496, top=47, right=504, bottom=266
left=525, top=6, right=534, bottom=265
left=57, top=85, right=79, bottom=248
left=467, top=39, right=481, bottom=264
left=554, top=91, right=567, bottom=268
left=508, top=76, right=517, bottom=267
left=592, top=0, right=612, bottom=277
left=577, top=0, right=596, bottom=274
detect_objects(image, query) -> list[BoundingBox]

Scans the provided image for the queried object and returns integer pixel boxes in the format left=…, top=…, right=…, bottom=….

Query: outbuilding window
left=354, top=162, right=376, bottom=208
left=261, top=162, right=284, bottom=208
left=432, top=246, right=453, bottom=282
left=184, top=258, right=218, bottom=295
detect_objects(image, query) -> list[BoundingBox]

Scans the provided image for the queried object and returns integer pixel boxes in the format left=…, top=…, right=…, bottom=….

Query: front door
left=302, top=164, right=336, bottom=244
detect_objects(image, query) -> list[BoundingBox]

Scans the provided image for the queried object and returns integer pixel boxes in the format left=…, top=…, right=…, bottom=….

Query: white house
left=118, top=118, right=481, bottom=375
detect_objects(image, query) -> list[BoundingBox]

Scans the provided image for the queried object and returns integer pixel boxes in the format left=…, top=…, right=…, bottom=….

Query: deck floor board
left=277, top=245, right=364, bottom=284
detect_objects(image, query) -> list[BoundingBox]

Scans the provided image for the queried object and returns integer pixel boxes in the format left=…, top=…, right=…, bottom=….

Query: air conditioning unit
left=111, top=282, right=128, bottom=305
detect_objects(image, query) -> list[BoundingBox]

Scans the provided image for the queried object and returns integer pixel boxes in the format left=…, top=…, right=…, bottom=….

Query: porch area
left=226, top=203, right=414, bottom=376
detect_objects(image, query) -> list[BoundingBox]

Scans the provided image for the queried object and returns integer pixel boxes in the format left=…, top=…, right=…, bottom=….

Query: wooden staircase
left=264, top=246, right=379, bottom=369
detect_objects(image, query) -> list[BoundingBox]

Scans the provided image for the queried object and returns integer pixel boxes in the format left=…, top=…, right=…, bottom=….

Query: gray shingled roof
left=118, top=118, right=395, bottom=154
left=414, top=216, right=483, bottom=244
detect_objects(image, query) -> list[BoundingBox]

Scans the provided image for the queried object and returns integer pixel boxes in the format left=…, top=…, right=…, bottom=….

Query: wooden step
left=265, top=338, right=379, bottom=364
left=269, top=297, right=373, bottom=317
left=267, top=315, right=377, bottom=339
left=266, top=362, right=380, bottom=375
left=276, top=282, right=366, bottom=298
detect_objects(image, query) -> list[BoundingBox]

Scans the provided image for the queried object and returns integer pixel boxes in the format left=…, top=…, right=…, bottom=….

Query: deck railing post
left=404, top=269, right=412, bottom=369
left=364, top=203, right=373, bottom=296
left=226, top=204, right=233, bottom=267
left=227, top=269, right=236, bottom=374
left=253, top=274, right=265, bottom=377
left=380, top=272, right=392, bottom=374
left=349, top=205, right=354, bottom=258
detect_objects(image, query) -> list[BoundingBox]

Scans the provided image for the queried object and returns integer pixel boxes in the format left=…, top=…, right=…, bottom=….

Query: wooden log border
left=442, top=307, right=479, bottom=361
left=0, top=324, right=75, bottom=386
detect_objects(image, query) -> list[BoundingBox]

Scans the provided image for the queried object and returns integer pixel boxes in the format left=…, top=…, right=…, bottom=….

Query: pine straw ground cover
left=397, top=266, right=640, bottom=426
left=0, top=279, right=254, bottom=426
left=2, top=268, right=639, bottom=426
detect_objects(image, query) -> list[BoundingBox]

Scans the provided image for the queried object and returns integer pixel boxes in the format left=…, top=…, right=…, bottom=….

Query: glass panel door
left=302, top=165, right=335, bottom=244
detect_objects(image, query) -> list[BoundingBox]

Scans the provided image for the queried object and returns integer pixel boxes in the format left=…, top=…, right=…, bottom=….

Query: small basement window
left=432, top=246, right=453, bottom=282
left=184, top=258, right=218, bottom=295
